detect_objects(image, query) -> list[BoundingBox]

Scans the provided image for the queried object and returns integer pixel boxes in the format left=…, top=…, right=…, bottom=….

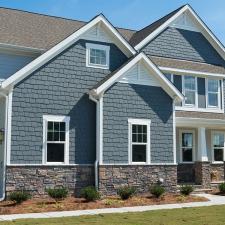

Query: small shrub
left=219, top=183, right=225, bottom=194
left=180, top=185, right=193, bottom=196
left=149, top=185, right=165, bottom=198
left=9, top=191, right=31, bottom=204
left=80, top=186, right=100, bottom=202
left=46, top=187, right=68, bottom=201
left=117, top=186, right=136, bottom=200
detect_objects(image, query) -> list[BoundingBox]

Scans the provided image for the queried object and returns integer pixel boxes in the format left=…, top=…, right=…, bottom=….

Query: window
left=180, top=131, right=194, bottom=162
left=212, top=132, right=224, bottom=162
left=164, top=73, right=174, bottom=83
left=86, top=43, right=110, bottom=69
left=128, top=119, right=151, bottom=164
left=183, top=75, right=197, bottom=106
left=43, top=115, right=70, bottom=164
left=207, top=79, right=220, bottom=108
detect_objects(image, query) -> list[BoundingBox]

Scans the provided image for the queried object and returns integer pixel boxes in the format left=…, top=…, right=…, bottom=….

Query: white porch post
left=197, top=127, right=208, bottom=161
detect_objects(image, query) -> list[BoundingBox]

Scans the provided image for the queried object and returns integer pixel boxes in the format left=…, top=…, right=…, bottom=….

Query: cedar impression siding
left=10, top=39, right=128, bottom=164
left=142, top=27, right=225, bottom=66
left=103, top=82, right=174, bottom=164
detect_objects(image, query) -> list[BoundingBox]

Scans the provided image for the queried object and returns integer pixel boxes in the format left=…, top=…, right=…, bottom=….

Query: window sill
left=178, top=162, right=195, bottom=164
left=211, top=161, right=224, bottom=164
left=86, top=63, right=109, bottom=70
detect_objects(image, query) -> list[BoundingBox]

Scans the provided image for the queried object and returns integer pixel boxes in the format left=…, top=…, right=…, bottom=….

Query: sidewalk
left=0, top=194, right=225, bottom=221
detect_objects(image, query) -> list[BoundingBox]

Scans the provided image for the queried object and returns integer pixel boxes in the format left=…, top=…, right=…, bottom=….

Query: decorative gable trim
left=119, top=61, right=160, bottom=87
left=90, top=52, right=184, bottom=102
left=0, top=14, right=136, bottom=89
left=135, top=5, right=225, bottom=61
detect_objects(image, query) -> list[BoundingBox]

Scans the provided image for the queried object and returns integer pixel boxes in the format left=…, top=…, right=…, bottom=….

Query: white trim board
left=134, top=5, right=225, bottom=62
left=160, top=67, right=225, bottom=79
left=90, top=53, right=184, bottom=102
left=1, top=14, right=136, bottom=90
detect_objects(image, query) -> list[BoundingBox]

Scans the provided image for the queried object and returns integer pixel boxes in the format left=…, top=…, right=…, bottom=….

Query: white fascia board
left=93, top=53, right=184, bottom=101
left=160, top=66, right=225, bottom=78
left=134, top=5, right=188, bottom=50
left=135, top=5, right=225, bottom=61
left=1, top=15, right=136, bottom=89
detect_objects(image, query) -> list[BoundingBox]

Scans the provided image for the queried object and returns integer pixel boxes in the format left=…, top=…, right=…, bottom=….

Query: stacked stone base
left=98, top=165, right=177, bottom=195
left=6, top=165, right=94, bottom=198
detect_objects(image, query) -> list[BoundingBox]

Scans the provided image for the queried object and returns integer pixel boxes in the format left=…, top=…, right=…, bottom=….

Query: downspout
left=0, top=91, right=8, bottom=201
left=89, top=94, right=100, bottom=189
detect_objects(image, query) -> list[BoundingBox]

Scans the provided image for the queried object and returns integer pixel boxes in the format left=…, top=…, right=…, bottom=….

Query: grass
left=1, top=205, right=225, bottom=225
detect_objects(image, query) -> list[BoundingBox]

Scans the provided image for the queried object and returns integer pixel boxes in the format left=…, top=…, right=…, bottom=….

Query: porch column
left=197, top=127, right=208, bottom=162
left=195, top=127, right=211, bottom=188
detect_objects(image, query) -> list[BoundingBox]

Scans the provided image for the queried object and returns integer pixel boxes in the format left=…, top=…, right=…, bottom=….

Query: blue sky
left=1, top=0, right=225, bottom=44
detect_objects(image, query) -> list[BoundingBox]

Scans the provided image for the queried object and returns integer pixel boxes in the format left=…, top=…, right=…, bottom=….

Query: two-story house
left=0, top=4, right=225, bottom=199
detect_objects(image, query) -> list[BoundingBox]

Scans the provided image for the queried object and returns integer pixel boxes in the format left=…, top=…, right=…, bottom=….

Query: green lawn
left=1, top=205, right=225, bottom=225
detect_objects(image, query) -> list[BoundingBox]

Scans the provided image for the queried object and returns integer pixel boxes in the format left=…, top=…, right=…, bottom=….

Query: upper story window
left=128, top=119, right=151, bottom=164
left=86, top=43, right=110, bottom=69
left=183, top=75, right=197, bottom=106
left=43, top=115, right=70, bottom=165
left=207, top=79, right=221, bottom=108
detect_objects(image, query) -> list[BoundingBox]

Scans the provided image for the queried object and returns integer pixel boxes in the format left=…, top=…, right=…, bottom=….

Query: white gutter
left=0, top=91, right=8, bottom=201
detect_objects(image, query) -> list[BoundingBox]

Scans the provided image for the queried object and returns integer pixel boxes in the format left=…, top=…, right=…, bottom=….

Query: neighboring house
left=0, top=4, right=225, bottom=199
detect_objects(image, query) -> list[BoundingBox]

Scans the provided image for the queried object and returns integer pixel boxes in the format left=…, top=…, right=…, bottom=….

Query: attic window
left=86, top=43, right=110, bottom=69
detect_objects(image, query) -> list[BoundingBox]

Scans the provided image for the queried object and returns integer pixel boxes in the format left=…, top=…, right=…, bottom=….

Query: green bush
left=46, top=187, right=68, bottom=201
left=9, top=191, right=31, bottom=204
left=117, top=186, right=136, bottom=200
left=219, top=183, right=225, bottom=194
left=149, top=185, right=165, bottom=198
left=180, top=185, right=194, bottom=196
left=80, top=186, right=100, bottom=202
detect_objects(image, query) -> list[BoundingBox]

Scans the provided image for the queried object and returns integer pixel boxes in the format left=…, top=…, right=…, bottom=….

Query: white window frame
left=42, top=115, right=70, bottom=165
left=86, top=43, right=110, bottom=69
left=179, top=129, right=195, bottom=163
left=211, top=131, right=225, bottom=164
left=128, top=118, right=151, bottom=165
left=182, top=75, right=198, bottom=107
left=206, top=78, right=221, bottom=109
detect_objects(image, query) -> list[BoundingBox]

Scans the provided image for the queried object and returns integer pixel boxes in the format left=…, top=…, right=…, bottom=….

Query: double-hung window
left=180, top=130, right=194, bottom=162
left=212, top=132, right=224, bottom=163
left=86, top=43, right=110, bottom=69
left=43, top=115, right=70, bottom=164
left=183, top=75, right=196, bottom=106
left=128, top=119, right=151, bottom=164
left=207, top=79, right=220, bottom=108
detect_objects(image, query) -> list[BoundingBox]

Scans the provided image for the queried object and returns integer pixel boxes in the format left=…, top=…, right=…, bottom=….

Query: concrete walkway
left=0, top=194, right=225, bottom=221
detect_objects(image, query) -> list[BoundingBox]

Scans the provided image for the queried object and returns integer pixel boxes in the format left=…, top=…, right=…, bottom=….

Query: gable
left=119, top=61, right=160, bottom=87
left=134, top=5, right=225, bottom=62
left=142, top=26, right=225, bottom=66
left=90, top=53, right=183, bottom=102
left=170, top=10, right=199, bottom=32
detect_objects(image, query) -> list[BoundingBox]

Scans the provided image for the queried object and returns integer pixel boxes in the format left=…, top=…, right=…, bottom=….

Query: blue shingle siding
left=103, top=82, right=174, bottom=164
left=11, top=39, right=128, bottom=164
left=142, top=27, right=225, bottom=66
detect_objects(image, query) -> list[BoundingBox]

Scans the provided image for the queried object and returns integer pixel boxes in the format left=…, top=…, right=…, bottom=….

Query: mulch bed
left=0, top=194, right=208, bottom=215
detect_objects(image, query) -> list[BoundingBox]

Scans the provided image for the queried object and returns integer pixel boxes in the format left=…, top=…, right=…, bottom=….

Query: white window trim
left=206, top=78, right=221, bottom=109
left=42, top=115, right=70, bottom=165
left=211, top=131, right=225, bottom=164
left=179, top=129, right=195, bottom=163
left=128, top=118, right=151, bottom=165
left=86, top=43, right=110, bottom=69
left=182, top=75, right=198, bottom=107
